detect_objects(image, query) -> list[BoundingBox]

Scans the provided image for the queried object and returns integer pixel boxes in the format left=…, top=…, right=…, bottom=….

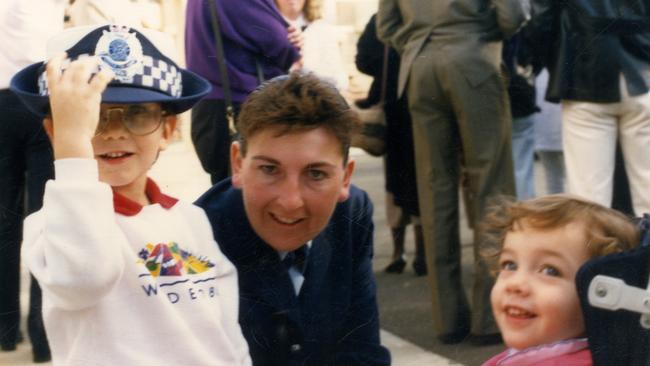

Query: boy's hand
left=45, top=53, right=114, bottom=159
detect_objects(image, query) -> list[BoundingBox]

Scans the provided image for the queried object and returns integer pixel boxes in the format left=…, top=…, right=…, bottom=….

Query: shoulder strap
left=255, top=59, right=265, bottom=83
left=207, top=0, right=236, bottom=134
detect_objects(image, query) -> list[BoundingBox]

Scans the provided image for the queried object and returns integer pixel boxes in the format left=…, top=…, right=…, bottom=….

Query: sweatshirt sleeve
left=22, top=158, right=126, bottom=311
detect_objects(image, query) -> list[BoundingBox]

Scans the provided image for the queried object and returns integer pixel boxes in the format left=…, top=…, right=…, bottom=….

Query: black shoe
left=0, top=329, right=23, bottom=351
left=412, top=258, right=427, bottom=276
left=468, top=333, right=503, bottom=346
left=384, top=257, right=406, bottom=274
left=437, top=327, right=470, bottom=344
left=32, top=342, right=51, bottom=363
left=33, top=351, right=52, bottom=363
left=0, top=343, right=16, bottom=351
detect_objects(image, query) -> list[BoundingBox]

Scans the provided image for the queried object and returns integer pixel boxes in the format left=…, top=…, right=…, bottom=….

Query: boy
left=10, top=24, right=251, bottom=365
left=196, top=73, right=391, bottom=365
left=480, top=194, right=638, bottom=365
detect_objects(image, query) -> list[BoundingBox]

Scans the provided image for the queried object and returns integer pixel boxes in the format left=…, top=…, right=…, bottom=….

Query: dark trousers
left=190, top=99, right=241, bottom=184
left=408, top=43, right=515, bottom=336
left=612, top=142, right=634, bottom=216
left=0, top=89, right=52, bottom=355
left=384, top=96, right=419, bottom=217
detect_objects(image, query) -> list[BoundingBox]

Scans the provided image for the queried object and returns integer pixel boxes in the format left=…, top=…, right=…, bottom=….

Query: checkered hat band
left=38, top=54, right=182, bottom=98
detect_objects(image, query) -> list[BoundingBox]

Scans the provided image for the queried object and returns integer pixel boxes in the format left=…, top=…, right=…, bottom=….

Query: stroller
left=576, top=214, right=650, bottom=365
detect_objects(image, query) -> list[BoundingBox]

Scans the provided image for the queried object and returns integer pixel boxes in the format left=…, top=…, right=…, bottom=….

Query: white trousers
left=562, top=77, right=650, bottom=215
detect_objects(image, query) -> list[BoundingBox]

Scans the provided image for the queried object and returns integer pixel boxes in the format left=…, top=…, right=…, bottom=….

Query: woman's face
left=275, top=0, right=306, bottom=20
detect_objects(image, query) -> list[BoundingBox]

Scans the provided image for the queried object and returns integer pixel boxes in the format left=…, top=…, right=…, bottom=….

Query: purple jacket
left=185, top=0, right=300, bottom=102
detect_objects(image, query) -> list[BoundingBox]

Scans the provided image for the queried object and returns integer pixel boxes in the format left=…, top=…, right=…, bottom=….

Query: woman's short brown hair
left=236, top=72, right=358, bottom=165
left=480, top=194, right=639, bottom=274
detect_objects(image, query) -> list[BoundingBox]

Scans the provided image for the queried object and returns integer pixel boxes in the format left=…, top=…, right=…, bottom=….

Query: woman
left=274, top=0, right=348, bottom=90
left=355, top=14, right=426, bottom=276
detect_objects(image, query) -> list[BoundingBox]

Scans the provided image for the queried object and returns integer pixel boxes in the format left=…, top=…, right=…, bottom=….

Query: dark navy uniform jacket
left=196, top=179, right=391, bottom=366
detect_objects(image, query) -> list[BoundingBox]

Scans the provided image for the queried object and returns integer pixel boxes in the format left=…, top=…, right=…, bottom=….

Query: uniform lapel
left=299, top=233, right=332, bottom=301
left=255, top=250, right=300, bottom=314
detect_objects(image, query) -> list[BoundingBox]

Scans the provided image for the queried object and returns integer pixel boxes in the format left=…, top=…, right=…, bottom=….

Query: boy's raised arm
left=45, top=53, right=113, bottom=160
left=23, top=55, right=124, bottom=311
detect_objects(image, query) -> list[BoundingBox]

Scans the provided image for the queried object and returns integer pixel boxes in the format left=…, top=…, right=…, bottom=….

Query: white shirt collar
left=278, top=240, right=312, bottom=260
left=283, top=13, right=308, bottom=30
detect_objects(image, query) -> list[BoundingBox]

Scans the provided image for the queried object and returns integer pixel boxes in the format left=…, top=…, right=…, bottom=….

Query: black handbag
left=206, top=0, right=237, bottom=139
left=207, top=1, right=267, bottom=141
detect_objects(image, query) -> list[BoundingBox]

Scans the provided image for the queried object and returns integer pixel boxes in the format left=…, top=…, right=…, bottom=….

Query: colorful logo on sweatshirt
left=137, top=242, right=214, bottom=277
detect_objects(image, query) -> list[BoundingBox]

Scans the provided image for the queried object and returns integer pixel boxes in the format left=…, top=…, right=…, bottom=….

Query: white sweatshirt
left=22, top=159, right=251, bottom=366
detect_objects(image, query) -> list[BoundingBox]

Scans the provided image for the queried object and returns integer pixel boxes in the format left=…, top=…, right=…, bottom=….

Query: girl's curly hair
left=480, top=194, right=639, bottom=275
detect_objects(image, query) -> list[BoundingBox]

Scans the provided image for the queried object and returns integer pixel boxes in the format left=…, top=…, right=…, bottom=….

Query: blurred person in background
left=533, top=69, right=565, bottom=195
left=503, top=31, right=538, bottom=200
left=0, top=0, right=65, bottom=362
left=65, top=0, right=189, bottom=82
left=185, top=0, right=302, bottom=184
left=377, top=0, right=527, bottom=345
left=275, top=0, right=349, bottom=90
left=356, top=14, right=425, bottom=276
left=504, top=29, right=566, bottom=199
left=65, top=0, right=143, bottom=27
left=527, top=0, right=650, bottom=216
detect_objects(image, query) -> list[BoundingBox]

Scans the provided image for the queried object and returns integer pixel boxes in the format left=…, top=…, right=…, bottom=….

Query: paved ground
left=1, top=135, right=551, bottom=365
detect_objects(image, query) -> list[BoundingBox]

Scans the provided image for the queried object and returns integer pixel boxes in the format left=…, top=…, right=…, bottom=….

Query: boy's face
left=231, top=126, right=354, bottom=252
left=490, top=220, right=590, bottom=350
left=92, top=103, right=176, bottom=195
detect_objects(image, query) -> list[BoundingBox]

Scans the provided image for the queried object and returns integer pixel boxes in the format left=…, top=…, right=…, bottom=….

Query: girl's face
left=275, top=0, right=306, bottom=20
left=490, top=220, right=591, bottom=350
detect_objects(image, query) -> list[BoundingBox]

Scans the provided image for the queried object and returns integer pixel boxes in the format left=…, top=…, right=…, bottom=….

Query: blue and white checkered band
left=37, top=25, right=182, bottom=98
left=135, top=56, right=182, bottom=97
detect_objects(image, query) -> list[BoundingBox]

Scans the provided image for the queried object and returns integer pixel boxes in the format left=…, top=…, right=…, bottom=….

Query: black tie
left=282, top=245, right=308, bottom=275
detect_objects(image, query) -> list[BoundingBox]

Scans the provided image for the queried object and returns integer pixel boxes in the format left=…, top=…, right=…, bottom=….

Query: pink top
left=482, top=338, right=592, bottom=366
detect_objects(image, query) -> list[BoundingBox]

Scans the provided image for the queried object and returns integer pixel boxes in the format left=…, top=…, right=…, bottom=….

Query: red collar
left=113, top=178, right=178, bottom=216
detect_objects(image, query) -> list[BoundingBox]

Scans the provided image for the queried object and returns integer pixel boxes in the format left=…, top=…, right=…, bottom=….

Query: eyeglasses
left=96, top=105, right=167, bottom=136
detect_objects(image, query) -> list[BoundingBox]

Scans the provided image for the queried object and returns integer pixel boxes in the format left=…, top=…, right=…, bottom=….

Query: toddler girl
left=481, top=194, right=638, bottom=365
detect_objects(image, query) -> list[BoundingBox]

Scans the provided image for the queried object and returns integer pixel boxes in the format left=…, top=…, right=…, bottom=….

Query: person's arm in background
left=522, top=0, right=558, bottom=69
left=217, top=0, right=300, bottom=71
left=355, top=14, right=384, bottom=107
left=355, top=14, right=384, bottom=78
left=376, top=0, right=404, bottom=54
left=492, top=0, right=530, bottom=40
